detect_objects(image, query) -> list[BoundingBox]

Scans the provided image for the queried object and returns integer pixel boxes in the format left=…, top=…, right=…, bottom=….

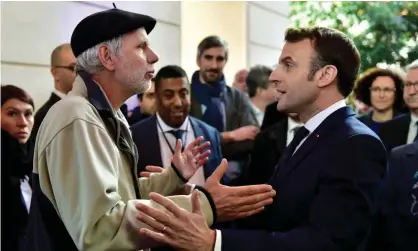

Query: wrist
left=206, top=229, right=216, bottom=251
left=221, top=131, right=235, bottom=143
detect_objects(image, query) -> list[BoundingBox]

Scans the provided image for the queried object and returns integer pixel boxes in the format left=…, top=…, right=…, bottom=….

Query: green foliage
left=290, top=1, right=418, bottom=72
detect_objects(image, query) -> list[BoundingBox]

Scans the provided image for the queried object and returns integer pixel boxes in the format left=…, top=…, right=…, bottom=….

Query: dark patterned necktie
left=168, top=130, right=185, bottom=151
left=283, top=126, right=310, bottom=163
left=414, top=121, right=418, bottom=142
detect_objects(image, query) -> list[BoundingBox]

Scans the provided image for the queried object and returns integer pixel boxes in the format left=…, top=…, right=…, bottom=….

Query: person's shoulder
left=130, top=116, right=155, bottom=132
left=190, top=116, right=219, bottom=136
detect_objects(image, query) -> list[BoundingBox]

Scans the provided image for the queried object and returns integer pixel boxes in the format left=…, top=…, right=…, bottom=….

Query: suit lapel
left=189, top=117, right=211, bottom=178
left=147, top=116, right=163, bottom=167
left=273, top=107, right=355, bottom=189
left=190, top=91, right=203, bottom=120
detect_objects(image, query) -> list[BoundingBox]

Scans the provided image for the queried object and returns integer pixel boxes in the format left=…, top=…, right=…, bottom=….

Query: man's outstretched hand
left=205, top=158, right=276, bottom=221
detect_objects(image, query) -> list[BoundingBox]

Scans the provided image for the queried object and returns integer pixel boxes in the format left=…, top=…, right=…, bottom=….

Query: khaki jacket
left=33, top=74, right=215, bottom=251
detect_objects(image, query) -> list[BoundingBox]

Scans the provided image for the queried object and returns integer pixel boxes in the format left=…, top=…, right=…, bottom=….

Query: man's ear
left=98, top=45, right=116, bottom=71
left=317, top=65, right=338, bottom=88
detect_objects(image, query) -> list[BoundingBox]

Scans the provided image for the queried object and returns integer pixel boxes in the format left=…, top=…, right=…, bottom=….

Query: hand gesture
left=139, top=166, right=164, bottom=178
left=205, top=159, right=276, bottom=221
left=171, top=136, right=211, bottom=181
left=136, top=191, right=215, bottom=251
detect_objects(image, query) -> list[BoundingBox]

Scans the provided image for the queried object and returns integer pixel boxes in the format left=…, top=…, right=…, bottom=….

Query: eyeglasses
left=369, top=87, right=396, bottom=94
left=403, top=81, right=418, bottom=91
left=53, top=64, right=76, bottom=72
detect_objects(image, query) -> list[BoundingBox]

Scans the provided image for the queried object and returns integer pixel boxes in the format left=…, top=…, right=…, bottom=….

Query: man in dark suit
left=366, top=141, right=418, bottom=250
left=134, top=27, right=387, bottom=251
left=379, top=59, right=418, bottom=152
left=236, top=113, right=301, bottom=186
left=131, top=65, right=223, bottom=186
left=32, top=43, right=76, bottom=138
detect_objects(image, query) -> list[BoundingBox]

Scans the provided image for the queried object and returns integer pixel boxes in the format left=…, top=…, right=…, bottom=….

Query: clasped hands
left=135, top=137, right=276, bottom=251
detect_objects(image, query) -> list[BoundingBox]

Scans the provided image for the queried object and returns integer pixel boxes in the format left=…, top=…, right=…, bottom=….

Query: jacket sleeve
left=219, top=135, right=387, bottom=251
left=42, top=119, right=215, bottom=251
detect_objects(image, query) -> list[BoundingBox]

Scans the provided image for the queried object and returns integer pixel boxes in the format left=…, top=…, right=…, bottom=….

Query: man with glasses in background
left=32, top=43, right=76, bottom=138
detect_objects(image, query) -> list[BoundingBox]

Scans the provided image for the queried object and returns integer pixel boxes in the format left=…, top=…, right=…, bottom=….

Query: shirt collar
left=53, top=89, right=67, bottom=99
left=411, top=112, right=418, bottom=125
left=250, top=102, right=263, bottom=116
left=287, top=117, right=302, bottom=133
left=304, top=99, right=347, bottom=133
left=156, top=113, right=190, bottom=132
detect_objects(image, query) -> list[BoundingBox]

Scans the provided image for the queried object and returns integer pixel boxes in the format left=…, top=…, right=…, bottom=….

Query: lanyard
left=156, top=119, right=189, bottom=154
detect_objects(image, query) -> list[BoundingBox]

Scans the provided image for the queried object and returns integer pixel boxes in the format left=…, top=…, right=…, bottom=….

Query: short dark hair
left=197, top=35, right=228, bottom=60
left=285, top=27, right=361, bottom=97
left=246, top=65, right=273, bottom=98
left=1, top=85, right=35, bottom=109
left=137, top=77, right=155, bottom=100
left=154, top=65, right=188, bottom=91
left=354, top=67, right=405, bottom=111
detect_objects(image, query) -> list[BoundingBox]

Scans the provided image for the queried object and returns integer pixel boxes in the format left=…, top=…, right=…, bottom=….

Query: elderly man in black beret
left=24, top=4, right=275, bottom=251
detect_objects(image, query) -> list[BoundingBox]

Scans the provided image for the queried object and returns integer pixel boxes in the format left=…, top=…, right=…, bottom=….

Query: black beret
left=71, top=5, right=156, bottom=57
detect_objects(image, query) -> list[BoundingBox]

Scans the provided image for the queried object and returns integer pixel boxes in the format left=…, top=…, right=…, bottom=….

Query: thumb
left=191, top=190, right=202, bottom=214
left=209, top=158, right=228, bottom=183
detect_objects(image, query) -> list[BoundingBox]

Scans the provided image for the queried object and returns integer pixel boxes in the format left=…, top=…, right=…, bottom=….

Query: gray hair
left=246, top=65, right=273, bottom=98
left=76, top=35, right=124, bottom=74
left=406, top=59, right=418, bottom=71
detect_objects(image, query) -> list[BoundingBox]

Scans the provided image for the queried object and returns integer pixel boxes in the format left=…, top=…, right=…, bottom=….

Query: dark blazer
left=1, top=130, right=34, bottom=251
left=379, top=113, right=411, bottom=152
left=260, top=101, right=288, bottom=131
left=220, top=106, right=387, bottom=251
left=235, top=118, right=288, bottom=186
left=32, top=92, right=61, bottom=139
left=366, top=141, right=418, bottom=251
left=130, top=116, right=223, bottom=182
left=190, top=85, right=258, bottom=160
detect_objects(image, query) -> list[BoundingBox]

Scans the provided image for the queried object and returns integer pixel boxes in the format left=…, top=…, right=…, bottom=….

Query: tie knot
left=167, top=129, right=185, bottom=140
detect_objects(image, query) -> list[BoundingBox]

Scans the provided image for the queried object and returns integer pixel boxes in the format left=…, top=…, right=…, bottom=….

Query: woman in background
left=1, top=85, right=35, bottom=251
left=354, top=67, right=405, bottom=134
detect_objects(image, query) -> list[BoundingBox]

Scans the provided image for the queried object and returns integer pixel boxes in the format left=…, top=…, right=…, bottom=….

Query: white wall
left=247, top=1, right=291, bottom=68
left=1, top=1, right=181, bottom=111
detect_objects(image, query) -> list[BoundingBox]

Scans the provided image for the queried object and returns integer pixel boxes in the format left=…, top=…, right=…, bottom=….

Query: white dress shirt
left=250, top=102, right=265, bottom=127
left=213, top=99, right=347, bottom=250
left=156, top=114, right=206, bottom=186
left=53, top=89, right=67, bottom=99
left=286, top=117, right=303, bottom=146
left=407, top=113, right=418, bottom=144
left=21, top=176, right=32, bottom=212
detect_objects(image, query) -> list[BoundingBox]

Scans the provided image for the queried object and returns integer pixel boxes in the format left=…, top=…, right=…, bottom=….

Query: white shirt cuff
left=214, top=230, right=222, bottom=251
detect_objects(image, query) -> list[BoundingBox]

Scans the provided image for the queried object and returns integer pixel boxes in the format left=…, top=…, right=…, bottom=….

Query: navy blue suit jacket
left=220, top=106, right=387, bottom=251
left=130, top=116, right=223, bottom=182
left=366, top=141, right=418, bottom=251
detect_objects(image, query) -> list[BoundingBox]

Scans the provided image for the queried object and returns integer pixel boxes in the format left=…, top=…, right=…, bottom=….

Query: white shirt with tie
left=286, top=117, right=303, bottom=146
left=213, top=99, right=348, bottom=250
left=156, top=113, right=206, bottom=186
left=407, top=113, right=418, bottom=144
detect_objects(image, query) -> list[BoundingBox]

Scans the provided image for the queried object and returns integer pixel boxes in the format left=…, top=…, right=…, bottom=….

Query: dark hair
left=285, top=27, right=361, bottom=97
left=137, top=77, right=155, bottom=100
left=246, top=65, right=273, bottom=98
left=154, top=65, right=189, bottom=91
left=197, top=35, right=228, bottom=60
left=1, top=85, right=35, bottom=109
left=354, top=67, right=405, bottom=111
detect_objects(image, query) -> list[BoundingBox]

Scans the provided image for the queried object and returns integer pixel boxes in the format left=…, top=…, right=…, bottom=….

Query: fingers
left=136, top=202, right=173, bottom=227
left=196, top=150, right=211, bottom=161
left=233, top=197, right=273, bottom=212
left=149, top=192, right=185, bottom=218
left=136, top=211, right=167, bottom=234
left=191, top=190, right=202, bottom=214
left=193, top=141, right=211, bottom=154
left=234, top=207, right=265, bottom=220
left=174, top=139, right=183, bottom=155
left=186, top=136, right=204, bottom=150
left=208, top=158, right=228, bottom=183
left=139, top=228, right=174, bottom=247
left=139, top=171, right=152, bottom=177
left=232, top=184, right=275, bottom=197
left=145, top=166, right=164, bottom=173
